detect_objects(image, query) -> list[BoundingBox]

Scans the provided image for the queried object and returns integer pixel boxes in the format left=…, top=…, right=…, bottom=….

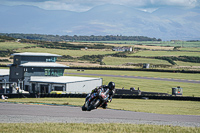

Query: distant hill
left=0, top=4, right=200, bottom=40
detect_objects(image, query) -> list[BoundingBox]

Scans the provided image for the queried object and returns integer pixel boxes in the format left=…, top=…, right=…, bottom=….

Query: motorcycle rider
left=88, top=81, right=115, bottom=109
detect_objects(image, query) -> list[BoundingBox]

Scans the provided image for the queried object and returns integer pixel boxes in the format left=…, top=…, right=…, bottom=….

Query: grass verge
left=0, top=123, right=199, bottom=133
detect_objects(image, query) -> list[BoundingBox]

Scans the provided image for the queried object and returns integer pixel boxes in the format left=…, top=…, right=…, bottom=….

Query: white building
left=0, top=69, right=10, bottom=93
left=112, top=47, right=133, bottom=52
left=28, top=76, right=102, bottom=94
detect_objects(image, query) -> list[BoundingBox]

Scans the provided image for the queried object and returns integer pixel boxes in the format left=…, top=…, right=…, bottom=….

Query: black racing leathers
left=90, top=85, right=115, bottom=108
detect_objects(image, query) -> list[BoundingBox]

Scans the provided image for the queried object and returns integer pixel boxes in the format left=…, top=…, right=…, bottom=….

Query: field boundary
left=1, top=64, right=200, bottom=74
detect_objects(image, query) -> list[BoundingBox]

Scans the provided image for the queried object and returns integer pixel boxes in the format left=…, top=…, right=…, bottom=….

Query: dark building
left=9, top=52, right=67, bottom=82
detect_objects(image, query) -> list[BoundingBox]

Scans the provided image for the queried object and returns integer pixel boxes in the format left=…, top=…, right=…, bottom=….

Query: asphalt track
left=0, top=103, right=200, bottom=127
left=67, top=73, right=200, bottom=84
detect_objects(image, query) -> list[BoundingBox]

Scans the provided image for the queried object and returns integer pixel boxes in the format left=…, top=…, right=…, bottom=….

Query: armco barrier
left=39, top=93, right=88, bottom=98
left=2, top=93, right=200, bottom=101
left=113, top=95, right=200, bottom=101
left=115, top=89, right=170, bottom=96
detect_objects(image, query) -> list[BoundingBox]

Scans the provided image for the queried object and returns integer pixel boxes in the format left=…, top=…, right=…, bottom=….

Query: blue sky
left=1, top=0, right=200, bottom=12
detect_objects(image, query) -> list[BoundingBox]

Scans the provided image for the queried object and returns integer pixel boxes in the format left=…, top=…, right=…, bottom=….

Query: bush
left=155, top=57, right=176, bottom=65
left=0, top=59, right=10, bottom=62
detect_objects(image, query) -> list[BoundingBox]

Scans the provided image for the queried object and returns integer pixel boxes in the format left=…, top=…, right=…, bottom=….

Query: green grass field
left=175, top=61, right=200, bottom=66
left=180, top=47, right=200, bottom=51
left=103, top=57, right=171, bottom=65
left=83, top=41, right=200, bottom=47
left=16, top=47, right=118, bottom=57
left=1, top=123, right=199, bottom=133
left=1, top=41, right=199, bottom=71
left=65, top=70, right=200, bottom=97
left=66, top=69, right=200, bottom=82
left=90, top=75, right=199, bottom=97
left=0, top=42, right=35, bottom=50
left=128, top=51, right=200, bottom=57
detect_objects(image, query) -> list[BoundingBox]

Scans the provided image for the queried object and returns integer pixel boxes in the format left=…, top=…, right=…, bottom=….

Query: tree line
left=0, top=33, right=162, bottom=42
left=0, top=35, right=16, bottom=42
left=20, top=39, right=113, bottom=50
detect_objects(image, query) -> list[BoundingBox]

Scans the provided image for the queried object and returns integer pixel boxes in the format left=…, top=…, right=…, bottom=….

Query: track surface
left=67, top=73, right=200, bottom=84
left=0, top=103, right=200, bottom=127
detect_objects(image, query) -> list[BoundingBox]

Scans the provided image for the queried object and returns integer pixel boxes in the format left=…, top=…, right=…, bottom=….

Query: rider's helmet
left=108, top=82, right=115, bottom=90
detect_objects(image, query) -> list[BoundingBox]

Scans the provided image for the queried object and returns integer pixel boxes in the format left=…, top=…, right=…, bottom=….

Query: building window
left=54, top=86, right=63, bottom=91
left=46, top=57, right=56, bottom=62
left=45, top=69, right=64, bottom=76
left=15, top=72, right=19, bottom=76
left=45, top=69, right=50, bottom=76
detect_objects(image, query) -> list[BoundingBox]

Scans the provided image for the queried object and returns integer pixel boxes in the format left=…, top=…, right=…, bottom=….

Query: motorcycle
left=82, top=88, right=109, bottom=111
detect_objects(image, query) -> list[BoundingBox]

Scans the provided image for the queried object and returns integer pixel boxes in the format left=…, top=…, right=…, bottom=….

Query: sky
left=1, top=0, right=200, bottom=12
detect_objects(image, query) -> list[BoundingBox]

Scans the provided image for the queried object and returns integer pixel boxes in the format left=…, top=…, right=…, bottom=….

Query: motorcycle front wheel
left=82, top=104, right=87, bottom=111
left=87, top=99, right=100, bottom=111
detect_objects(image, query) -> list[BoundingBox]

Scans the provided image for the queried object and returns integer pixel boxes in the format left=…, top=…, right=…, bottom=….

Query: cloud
left=148, top=0, right=199, bottom=8
left=1, top=0, right=200, bottom=12
left=35, top=1, right=92, bottom=12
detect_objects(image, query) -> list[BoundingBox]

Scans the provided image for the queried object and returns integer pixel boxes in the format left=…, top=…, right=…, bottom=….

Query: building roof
left=0, top=69, right=9, bottom=76
left=19, top=62, right=69, bottom=68
left=11, top=52, right=62, bottom=57
left=30, top=76, right=102, bottom=84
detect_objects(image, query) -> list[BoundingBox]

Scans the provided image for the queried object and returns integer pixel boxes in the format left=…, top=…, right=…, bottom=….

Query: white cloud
left=1, top=0, right=200, bottom=12
left=35, top=1, right=91, bottom=12
left=149, top=0, right=198, bottom=8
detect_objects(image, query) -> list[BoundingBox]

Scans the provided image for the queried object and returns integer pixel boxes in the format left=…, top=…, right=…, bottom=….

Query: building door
left=25, top=85, right=29, bottom=91
left=32, top=84, right=35, bottom=93
left=40, top=85, right=49, bottom=93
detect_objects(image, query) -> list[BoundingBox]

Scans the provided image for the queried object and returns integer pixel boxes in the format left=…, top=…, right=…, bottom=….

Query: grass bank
left=103, top=57, right=170, bottom=65
left=0, top=42, right=35, bottom=50
left=128, top=51, right=200, bottom=57
left=0, top=123, right=199, bottom=133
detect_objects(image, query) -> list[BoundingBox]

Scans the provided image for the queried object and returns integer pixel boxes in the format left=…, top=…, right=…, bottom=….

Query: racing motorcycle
left=82, top=88, right=109, bottom=111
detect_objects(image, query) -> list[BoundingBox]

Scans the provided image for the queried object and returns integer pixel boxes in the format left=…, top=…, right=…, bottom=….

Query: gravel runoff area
left=0, top=102, right=200, bottom=127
